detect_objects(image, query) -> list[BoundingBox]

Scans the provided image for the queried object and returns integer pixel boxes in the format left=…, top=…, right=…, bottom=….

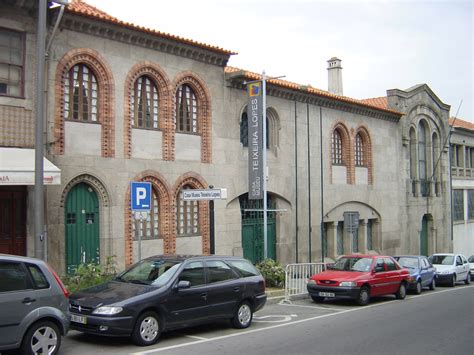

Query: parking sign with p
left=131, top=182, right=151, bottom=211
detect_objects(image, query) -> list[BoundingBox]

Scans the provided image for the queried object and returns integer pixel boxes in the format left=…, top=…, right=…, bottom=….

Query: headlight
left=339, top=281, right=357, bottom=287
left=437, top=270, right=451, bottom=275
left=307, top=279, right=316, bottom=285
left=92, top=306, right=123, bottom=315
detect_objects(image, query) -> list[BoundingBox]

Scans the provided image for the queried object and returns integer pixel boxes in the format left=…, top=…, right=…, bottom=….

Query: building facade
left=0, top=0, right=453, bottom=274
left=449, top=118, right=474, bottom=256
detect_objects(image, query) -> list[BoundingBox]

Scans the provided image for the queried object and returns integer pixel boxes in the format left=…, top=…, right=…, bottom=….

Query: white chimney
left=327, top=57, right=343, bottom=96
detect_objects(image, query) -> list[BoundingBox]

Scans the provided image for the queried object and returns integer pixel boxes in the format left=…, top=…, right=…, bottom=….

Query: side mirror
left=176, top=280, right=191, bottom=290
left=326, top=264, right=335, bottom=270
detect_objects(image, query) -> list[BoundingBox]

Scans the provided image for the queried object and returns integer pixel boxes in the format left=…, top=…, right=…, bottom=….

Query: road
left=5, top=284, right=471, bottom=355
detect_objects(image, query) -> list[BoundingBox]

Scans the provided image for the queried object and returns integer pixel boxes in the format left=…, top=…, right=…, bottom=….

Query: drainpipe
left=306, top=103, right=312, bottom=262
left=294, top=101, right=299, bottom=263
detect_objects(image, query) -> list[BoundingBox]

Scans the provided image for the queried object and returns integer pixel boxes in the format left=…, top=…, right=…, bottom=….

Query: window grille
left=0, top=29, right=24, bottom=97
left=175, top=85, right=197, bottom=133
left=332, top=130, right=343, bottom=165
left=132, top=190, right=159, bottom=239
left=355, top=134, right=364, bottom=166
left=453, top=190, right=464, bottom=221
left=64, top=64, right=98, bottom=122
left=177, top=185, right=199, bottom=236
left=132, top=76, right=159, bottom=129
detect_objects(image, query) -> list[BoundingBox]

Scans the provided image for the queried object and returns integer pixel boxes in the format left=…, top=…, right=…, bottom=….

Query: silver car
left=0, top=254, right=70, bottom=355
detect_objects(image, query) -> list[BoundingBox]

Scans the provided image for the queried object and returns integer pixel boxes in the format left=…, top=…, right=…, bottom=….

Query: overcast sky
left=85, top=0, right=473, bottom=122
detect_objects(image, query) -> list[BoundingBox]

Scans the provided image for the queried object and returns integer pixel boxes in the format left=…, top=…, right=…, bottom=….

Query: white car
left=468, top=255, right=474, bottom=281
left=429, top=253, right=471, bottom=287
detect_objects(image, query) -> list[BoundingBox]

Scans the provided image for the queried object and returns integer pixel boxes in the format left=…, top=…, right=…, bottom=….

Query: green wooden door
left=420, top=215, right=428, bottom=256
left=65, top=183, right=100, bottom=274
left=240, top=194, right=276, bottom=264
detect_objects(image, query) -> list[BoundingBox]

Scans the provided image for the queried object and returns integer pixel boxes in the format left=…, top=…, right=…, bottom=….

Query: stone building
left=0, top=0, right=453, bottom=274
left=449, top=118, right=474, bottom=256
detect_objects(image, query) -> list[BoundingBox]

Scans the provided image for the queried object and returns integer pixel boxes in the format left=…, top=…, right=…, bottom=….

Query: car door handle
left=233, top=287, right=240, bottom=292
left=200, top=293, right=207, bottom=300
left=22, top=298, right=36, bottom=304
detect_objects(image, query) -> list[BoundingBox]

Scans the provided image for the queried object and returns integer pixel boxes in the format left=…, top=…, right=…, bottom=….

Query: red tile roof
left=449, top=117, right=474, bottom=131
left=359, top=97, right=388, bottom=110
left=225, top=67, right=402, bottom=116
left=66, top=0, right=236, bottom=55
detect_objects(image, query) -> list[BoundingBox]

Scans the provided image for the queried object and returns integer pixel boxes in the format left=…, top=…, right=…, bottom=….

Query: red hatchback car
left=307, top=255, right=410, bottom=306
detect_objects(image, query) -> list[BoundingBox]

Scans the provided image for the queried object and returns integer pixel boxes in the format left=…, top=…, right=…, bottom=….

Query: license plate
left=319, top=292, right=335, bottom=297
left=71, top=314, right=87, bottom=324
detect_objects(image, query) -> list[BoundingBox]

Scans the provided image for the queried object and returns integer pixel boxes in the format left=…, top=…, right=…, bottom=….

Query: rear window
left=26, top=264, right=50, bottom=289
left=0, top=262, right=30, bottom=292
left=429, top=255, right=454, bottom=265
left=227, top=259, right=260, bottom=277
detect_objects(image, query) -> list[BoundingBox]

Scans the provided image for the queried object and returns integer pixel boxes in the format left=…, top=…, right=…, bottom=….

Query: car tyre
left=231, top=301, right=253, bottom=329
left=395, top=282, right=407, bottom=299
left=311, top=296, right=324, bottom=303
left=465, top=273, right=471, bottom=285
left=356, top=286, right=370, bottom=306
left=449, top=274, right=456, bottom=287
left=429, top=277, right=436, bottom=290
left=21, top=320, right=61, bottom=355
left=415, top=280, right=422, bottom=295
left=132, top=311, right=161, bottom=346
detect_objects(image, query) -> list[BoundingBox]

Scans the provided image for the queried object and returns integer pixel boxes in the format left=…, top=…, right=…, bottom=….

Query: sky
left=84, top=0, right=473, bottom=122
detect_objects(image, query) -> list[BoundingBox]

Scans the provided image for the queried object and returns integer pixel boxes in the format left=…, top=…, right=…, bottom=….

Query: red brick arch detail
left=171, top=72, right=212, bottom=163
left=329, top=121, right=353, bottom=184
left=123, top=62, right=171, bottom=160
left=354, top=125, right=373, bottom=185
left=54, top=48, right=115, bottom=157
left=124, top=171, right=172, bottom=267
left=171, top=172, right=209, bottom=254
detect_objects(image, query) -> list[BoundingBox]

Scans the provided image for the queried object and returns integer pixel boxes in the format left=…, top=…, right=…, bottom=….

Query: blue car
left=394, top=255, right=436, bottom=294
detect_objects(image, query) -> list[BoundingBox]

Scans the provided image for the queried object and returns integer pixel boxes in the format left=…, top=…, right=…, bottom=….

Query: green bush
left=63, top=255, right=117, bottom=294
left=256, top=259, right=285, bottom=288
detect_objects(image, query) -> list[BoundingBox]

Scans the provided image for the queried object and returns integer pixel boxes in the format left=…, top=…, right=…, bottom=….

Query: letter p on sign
left=131, top=182, right=151, bottom=211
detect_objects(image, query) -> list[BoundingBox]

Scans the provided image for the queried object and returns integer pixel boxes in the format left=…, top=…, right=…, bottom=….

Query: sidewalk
left=265, top=287, right=285, bottom=304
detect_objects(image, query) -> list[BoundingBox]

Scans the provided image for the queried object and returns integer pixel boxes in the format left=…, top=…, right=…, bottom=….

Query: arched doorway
left=239, top=193, right=276, bottom=263
left=65, top=183, right=100, bottom=274
left=420, top=215, right=428, bottom=256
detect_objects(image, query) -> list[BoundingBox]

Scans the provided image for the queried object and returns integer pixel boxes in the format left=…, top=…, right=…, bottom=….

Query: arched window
left=64, top=64, right=98, bottom=122
left=409, top=127, right=417, bottom=195
left=177, top=185, right=199, bottom=236
left=175, top=84, right=197, bottom=133
left=132, top=75, right=159, bottom=129
left=418, top=121, right=428, bottom=196
left=240, top=111, right=248, bottom=147
left=332, top=129, right=343, bottom=165
left=132, top=190, right=159, bottom=239
left=432, top=132, right=440, bottom=195
left=355, top=133, right=365, bottom=166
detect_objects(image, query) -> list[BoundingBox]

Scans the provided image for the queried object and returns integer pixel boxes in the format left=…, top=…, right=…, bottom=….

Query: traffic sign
left=130, top=182, right=151, bottom=211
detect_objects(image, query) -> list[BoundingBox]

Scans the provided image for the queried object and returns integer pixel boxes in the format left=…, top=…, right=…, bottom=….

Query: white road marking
left=132, top=285, right=474, bottom=355
left=185, top=335, right=208, bottom=340
left=280, top=303, right=346, bottom=312
left=253, top=315, right=293, bottom=323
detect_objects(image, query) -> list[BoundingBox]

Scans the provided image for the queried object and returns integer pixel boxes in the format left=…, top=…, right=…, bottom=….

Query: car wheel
left=449, top=274, right=456, bottom=287
left=311, top=296, right=324, bottom=303
left=396, top=282, right=407, bottom=299
left=231, top=301, right=253, bottom=329
left=465, top=273, right=471, bottom=285
left=132, top=311, right=161, bottom=346
left=415, top=280, right=422, bottom=295
left=21, top=320, right=61, bottom=355
left=429, top=277, right=436, bottom=290
left=356, top=286, right=370, bottom=306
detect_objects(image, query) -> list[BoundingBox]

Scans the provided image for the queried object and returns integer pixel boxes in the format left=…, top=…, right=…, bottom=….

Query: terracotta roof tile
left=66, top=0, right=236, bottom=55
left=225, top=67, right=402, bottom=117
left=449, top=117, right=474, bottom=131
left=359, top=97, right=388, bottom=110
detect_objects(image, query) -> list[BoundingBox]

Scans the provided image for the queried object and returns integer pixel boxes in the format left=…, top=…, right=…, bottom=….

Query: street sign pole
left=262, top=71, right=268, bottom=260
left=131, top=182, right=152, bottom=262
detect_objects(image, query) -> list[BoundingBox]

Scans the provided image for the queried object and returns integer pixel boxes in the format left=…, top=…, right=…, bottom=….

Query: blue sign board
left=130, top=182, right=151, bottom=211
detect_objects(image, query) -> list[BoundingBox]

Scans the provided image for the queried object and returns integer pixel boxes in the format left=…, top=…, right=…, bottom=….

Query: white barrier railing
left=282, top=263, right=328, bottom=304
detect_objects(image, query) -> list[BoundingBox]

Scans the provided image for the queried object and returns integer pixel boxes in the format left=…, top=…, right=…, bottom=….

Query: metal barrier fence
left=282, top=263, right=328, bottom=304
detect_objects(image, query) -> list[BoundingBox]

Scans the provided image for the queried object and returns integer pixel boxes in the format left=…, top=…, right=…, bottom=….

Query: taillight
left=47, top=263, right=70, bottom=298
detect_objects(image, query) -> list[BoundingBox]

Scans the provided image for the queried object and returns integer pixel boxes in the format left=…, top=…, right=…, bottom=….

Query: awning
left=0, top=148, right=61, bottom=185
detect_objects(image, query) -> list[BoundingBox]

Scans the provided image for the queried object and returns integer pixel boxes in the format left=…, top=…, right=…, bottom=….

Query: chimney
left=327, top=57, right=343, bottom=96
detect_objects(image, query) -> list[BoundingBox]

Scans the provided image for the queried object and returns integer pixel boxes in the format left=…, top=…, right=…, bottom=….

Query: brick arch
left=329, top=121, right=352, bottom=184
left=354, top=125, right=373, bottom=185
left=172, top=172, right=209, bottom=254
left=171, top=72, right=212, bottom=163
left=124, top=171, right=172, bottom=267
left=54, top=48, right=115, bottom=157
left=123, top=62, right=172, bottom=160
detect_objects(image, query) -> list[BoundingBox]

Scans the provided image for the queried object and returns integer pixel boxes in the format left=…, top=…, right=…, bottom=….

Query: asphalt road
left=4, top=284, right=472, bottom=355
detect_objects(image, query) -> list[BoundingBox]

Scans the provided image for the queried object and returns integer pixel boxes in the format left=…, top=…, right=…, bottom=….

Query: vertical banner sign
left=247, top=82, right=264, bottom=200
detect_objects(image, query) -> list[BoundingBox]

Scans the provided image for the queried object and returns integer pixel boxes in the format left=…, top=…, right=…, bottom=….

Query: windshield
left=468, top=256, right=474, bottom=263
left=395, top=257, right=419, bottom=269
left=332, top=257, right=373, bottom=272
left=116, top=259, right=182, bottom=287
left=429, top=255, right=454, bottom=265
